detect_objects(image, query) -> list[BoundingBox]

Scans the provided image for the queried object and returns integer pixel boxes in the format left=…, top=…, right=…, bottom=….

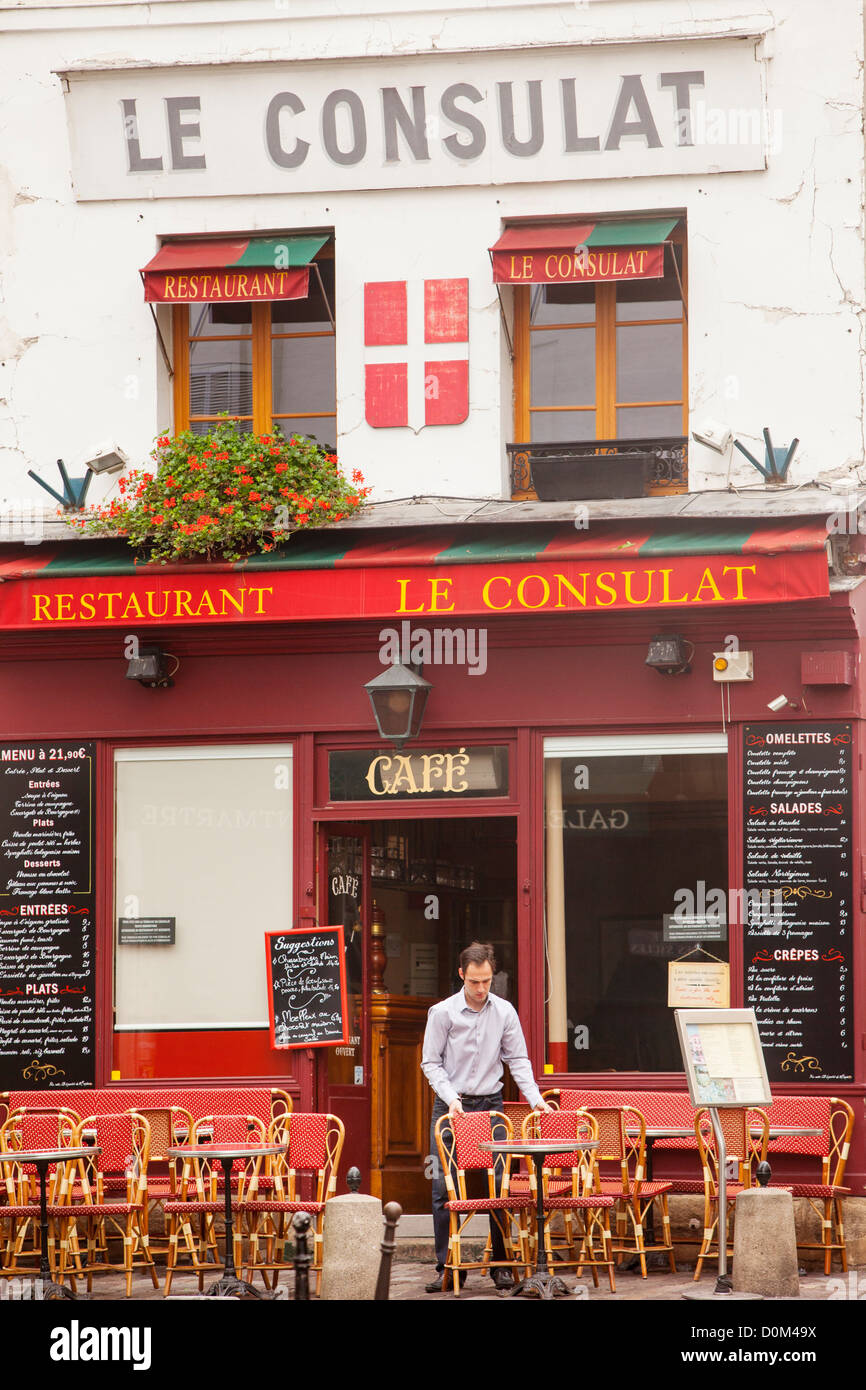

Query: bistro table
left=168, top=1142, right=286, bottom=1299
left=0, top=1145, right=99, bottom=1300
left=480, top=1138, right=598, bottom=1300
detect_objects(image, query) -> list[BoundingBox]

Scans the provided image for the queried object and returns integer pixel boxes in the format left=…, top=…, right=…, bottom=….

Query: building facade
left=1, top=0, right=865, bottom=1208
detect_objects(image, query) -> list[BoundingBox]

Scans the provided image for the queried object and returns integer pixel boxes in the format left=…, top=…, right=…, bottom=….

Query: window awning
left=141, top=234, right=328, bottom=303
left=490, top=218, right=679, bottom=285
left=0, top=519, right=830, bottom=630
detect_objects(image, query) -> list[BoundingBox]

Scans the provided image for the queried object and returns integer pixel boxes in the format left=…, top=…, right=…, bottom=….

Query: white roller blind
left=544, top=732, right=728, bottom=758
left=114, top=744, right=292, bottom=1030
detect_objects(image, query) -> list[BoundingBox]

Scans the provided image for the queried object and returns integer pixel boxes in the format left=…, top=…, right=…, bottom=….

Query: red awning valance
left=141, top=234, right=328, bottom=303
left=490, top=217, right=678, bottom=285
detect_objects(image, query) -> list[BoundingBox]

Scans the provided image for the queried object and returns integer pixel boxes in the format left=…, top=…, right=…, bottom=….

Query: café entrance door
left=320, top=816, right=518, bottom=1213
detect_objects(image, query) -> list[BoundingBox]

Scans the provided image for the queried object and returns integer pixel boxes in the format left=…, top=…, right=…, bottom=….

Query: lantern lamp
left=365, top=663, right=432, bottom=749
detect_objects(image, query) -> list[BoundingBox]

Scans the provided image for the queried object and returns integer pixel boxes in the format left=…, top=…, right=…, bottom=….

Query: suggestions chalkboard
left=0, top=742, right=96, bottom=1089
left=743, top=723, right=853, bottom=1082
left=265, top=926, right=349, bottom=1050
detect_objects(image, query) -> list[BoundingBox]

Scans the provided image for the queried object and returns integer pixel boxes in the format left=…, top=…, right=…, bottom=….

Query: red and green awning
left=491, top=218, right=679, bottom=284
left=0, top=519, right=830, bottom=630
left=141, top=234, right=328, bottom=303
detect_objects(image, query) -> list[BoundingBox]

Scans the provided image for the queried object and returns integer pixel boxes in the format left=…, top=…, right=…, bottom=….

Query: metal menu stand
left=674, top=1008, right=772, bottom=1296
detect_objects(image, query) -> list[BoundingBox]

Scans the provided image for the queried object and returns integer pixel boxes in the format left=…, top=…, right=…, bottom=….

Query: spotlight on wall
left=691, top=418, right=732, bottom=453
left=85, top=442, right=129, bottom=476
left=767, top=693, right=798, bottom=712
left=645, top=634, right=694, bottom=676
left=125, top=646, right=178, bottom=689
left=365, top=662, right=432, bottom=749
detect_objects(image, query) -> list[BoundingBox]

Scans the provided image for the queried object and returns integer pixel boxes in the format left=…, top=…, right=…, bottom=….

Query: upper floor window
left=143, top=234, right=336, bottom=446
left=494, top=218, right=687, bottom=496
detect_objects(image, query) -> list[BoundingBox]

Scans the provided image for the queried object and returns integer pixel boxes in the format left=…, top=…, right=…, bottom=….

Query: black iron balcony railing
left=506, top=436, right=688, bottom=499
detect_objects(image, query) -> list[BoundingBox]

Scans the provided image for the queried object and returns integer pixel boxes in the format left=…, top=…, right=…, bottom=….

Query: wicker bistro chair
left=586, top=1106, right=676, bottom=1277
left=521, top=1108, right=617, bottom=1291
left=58, top=1111, right=159, bottom=1298
left=692, top=1106, right=770, bottom=1281
left=241, top=1111, right=345, bottom=1293
left=433, top=1110, right=533, bottom=1296
left=163, top=1113, right=267, bottom=1296
left=770, top=1097, right=854, bottom=1275
left=0, top=1106, right=81, bottom=1285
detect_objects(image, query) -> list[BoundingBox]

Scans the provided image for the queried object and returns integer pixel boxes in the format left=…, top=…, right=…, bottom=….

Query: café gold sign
left=366, top=748, right=471, bottom=796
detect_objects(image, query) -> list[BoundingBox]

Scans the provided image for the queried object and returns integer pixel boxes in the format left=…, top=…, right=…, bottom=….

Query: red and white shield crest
left=364, top=278, right=469, bottom=429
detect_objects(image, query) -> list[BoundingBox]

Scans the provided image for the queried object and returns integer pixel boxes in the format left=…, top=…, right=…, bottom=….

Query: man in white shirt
left=421, top=940, right=552, bottom=1291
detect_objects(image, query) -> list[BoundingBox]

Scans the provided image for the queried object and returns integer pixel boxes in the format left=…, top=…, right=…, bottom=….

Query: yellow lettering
left=594, top=572, right=617, bottom=606
left=544, top=254, right=557, bottom=279
left=174, top=590, right=194, bottom=617
left=102, top=593, right=123, bottom=619
left=597, top=252, right=611, bottom=279
left=32, top=594, right=52, bottom=622
left=428, top=578, right=455, bottom=613
left=522, top=256, right=532, bottom=278
left=263, top=274, right=276, bottom=296
left=121, top=593, right=144, bottom=620
left=219, top=588, right=245, bottom=616
left=622, top=569, right=656, bottom=606
left=396, top=578, right=426, bottom=614
left=145, top=592, right=170, bottom=619
left=637, top=250, right=648, bottom=271
left=420, top=753, right=445, bottom=792
left=177, top=275, right=188, bottom=298
left=721, top=564, right=757, bottom=601
left=624, top=252, right=636, bottom=275
left=659, top=569, right=689, bottom=605
left=444, top=747, right=469, bottom=794
left=692, top=567, right=724, bottom=603
left=187, top=275, right=200, bottom=300
left=164, top=275, right=176, bottom=299
left=482, top=575, right=511, bottom=610
left=248, top=585, right=273, bottom=615
left=55, top=596, right=74, bottom=621
left=236, top=274, right=249, bottom=299
left=194, top=590, right=217, bottom=617
left=250, top=274, right=261, bottom=297
left=554, top=574, right=588, bottom=608
left=388, top=755, right=419, bottom=795
left=79, top=594, right=96, bottom=620
left=211, top=276, right=222, bottom=299
left=365, top=755, right=391, bottom=796
left=516, top=574, right=550, bottom=609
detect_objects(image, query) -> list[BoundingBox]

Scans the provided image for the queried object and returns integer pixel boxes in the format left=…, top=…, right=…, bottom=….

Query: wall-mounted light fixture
left=365, top=662, right=432, bottom=749
left=767, top=693, right=798, bottom=712
left=645, top=634, right=694, bottom=676
left=125, top=647, right=178, bottom=689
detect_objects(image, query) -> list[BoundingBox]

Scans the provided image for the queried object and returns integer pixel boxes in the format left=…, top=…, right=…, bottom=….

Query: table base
left=511, top=1271, right=573, bottom=1300
left=204, top=1273, right=268, bottom=1299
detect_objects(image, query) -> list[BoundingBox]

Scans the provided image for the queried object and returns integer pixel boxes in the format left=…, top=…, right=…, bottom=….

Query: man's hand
left=535, top=1100, right=555, bottom=1114
left=448, top=1098, right=465, bottom=1117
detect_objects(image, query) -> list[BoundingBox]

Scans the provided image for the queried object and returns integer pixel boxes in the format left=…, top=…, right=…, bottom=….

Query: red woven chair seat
left=598, top=1179, right=673, bottom=1198
left=241, top=1199, right=325, bottom=1214
left=163, top=1199, right=241, bottom=1215
left=62, top=1201, right=144, bottom=1217
left=0, top=1203, right=39, bottom=1217
left=444, top=1196, right=533, bottom=1213
left=543, top=1194, right=616, bottom=1210
left=662, top=1179, right=705, bottom=1194
left=509, top=1176, right=571, bottom=1195
left=786, top=1183, right=850, bottom=1199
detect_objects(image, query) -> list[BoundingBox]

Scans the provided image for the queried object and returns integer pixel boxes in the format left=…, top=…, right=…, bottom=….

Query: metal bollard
left=292, top=1211, right=313, bottom=1301
left=374, top=1202, right=402, bottom=1302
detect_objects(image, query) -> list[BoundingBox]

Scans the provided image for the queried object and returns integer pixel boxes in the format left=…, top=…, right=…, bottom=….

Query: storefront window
left=113, top=745, right=292, bottom=1059
left=544, top=734, right=727, bottom=1073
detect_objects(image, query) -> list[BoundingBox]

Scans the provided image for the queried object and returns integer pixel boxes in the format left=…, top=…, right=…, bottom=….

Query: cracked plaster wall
left=0, top=0, right=863, bottom=509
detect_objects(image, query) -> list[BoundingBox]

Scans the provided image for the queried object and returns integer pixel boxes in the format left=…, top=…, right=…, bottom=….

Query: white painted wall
left=0, top=0, right=862, bottom=515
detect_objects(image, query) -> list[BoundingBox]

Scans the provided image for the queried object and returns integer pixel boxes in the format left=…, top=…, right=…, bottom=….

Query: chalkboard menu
left=0, top=742, right=96, bottom=1089
left=265, top=926, right=349, bottom=1050
left=743, top=723, right=852, bottom=1082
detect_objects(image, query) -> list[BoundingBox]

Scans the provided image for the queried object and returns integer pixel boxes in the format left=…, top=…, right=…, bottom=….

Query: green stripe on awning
left=238, top=532, right=355, bottom=570
left=638, top=526, right=755, bottom=557
left=584, top=219, right=679, bottom=247
left=234, top=236, right=329, bottom=268
left=435, top=527, right=560, bottom=564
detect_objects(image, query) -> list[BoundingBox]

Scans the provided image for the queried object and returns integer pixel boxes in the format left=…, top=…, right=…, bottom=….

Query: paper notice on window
left=667, top=962, right=729, bottom=1009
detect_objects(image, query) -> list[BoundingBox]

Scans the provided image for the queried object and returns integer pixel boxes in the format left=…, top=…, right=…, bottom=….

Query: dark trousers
left=430, top=1092, right=507, bottom=1272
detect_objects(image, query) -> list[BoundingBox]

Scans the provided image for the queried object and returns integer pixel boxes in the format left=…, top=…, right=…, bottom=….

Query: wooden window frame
left=513, top=231, right=688, bottom=448
left=172, top=246, right=335, bottom=437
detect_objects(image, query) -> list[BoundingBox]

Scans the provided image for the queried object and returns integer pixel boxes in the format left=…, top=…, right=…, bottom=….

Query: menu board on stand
left=265, top=926, right=349, bottom=1049
left=0, top=742, right=96, bottom=1090
left=742, top=722, right=853, bottom=1083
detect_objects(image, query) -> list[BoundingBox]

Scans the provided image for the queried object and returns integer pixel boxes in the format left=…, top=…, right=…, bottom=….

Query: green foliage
left=67, top=419, right=368, bottom=562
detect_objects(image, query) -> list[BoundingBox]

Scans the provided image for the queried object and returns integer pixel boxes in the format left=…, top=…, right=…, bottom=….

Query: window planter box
left=529, top=451, right=655, bottom=501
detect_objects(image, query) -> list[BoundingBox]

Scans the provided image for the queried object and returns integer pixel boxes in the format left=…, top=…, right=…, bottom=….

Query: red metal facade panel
left=425, top=358, right=469, bottom=425
left=424, top=278, right=469, bottom=342
left=364, top=362, right=408, bottom=427
left=364, top=281, right=408, bottom=345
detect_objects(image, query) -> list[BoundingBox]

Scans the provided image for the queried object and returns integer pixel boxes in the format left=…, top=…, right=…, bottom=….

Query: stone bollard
left=732, top=1186, right=800, bottom=1298
left=319, top=1184, right=383, bottom=1301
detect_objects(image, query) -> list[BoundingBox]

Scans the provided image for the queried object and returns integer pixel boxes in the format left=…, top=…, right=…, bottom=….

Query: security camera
left=767, top=693, right=797, bottom=712
left=691, top=419, right=733, bottom=453
left=85, top=443, right=129, bottom=475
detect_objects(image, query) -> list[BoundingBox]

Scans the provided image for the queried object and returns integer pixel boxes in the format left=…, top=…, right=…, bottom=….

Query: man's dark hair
left=459, top=941, right=497, bottom=973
